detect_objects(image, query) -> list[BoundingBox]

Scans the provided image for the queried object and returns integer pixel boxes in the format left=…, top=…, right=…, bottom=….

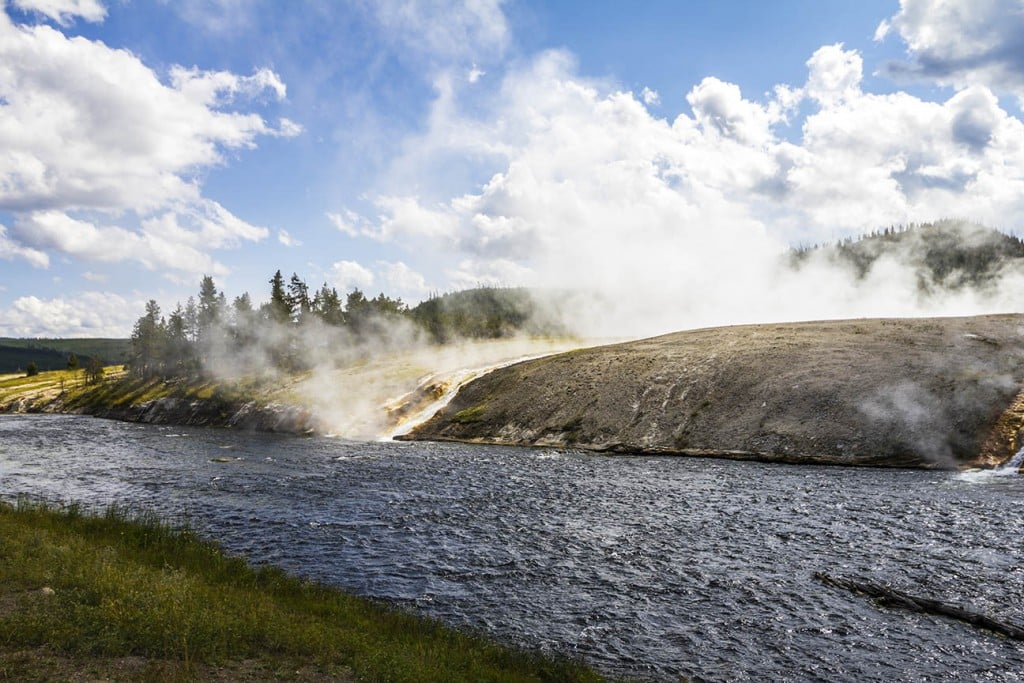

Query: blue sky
left=2, top=0, right=1024, bottom=337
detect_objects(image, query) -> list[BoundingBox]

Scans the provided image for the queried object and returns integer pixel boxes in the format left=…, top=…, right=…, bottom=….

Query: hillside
left=410, top=287, right=570, bottom=342
left=403, top=315, right=1024, bottom=469
left=0, top=338, right=130, bottom=374
left=790, top=220, right=1024, bottom=291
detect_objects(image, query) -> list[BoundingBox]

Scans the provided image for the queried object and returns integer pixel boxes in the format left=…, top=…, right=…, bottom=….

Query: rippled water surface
left=2, top=414, right=1023, bottom=681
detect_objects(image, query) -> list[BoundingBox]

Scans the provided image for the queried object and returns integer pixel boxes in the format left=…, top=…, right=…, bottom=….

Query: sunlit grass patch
left=0, top=499, right=606, bottom=682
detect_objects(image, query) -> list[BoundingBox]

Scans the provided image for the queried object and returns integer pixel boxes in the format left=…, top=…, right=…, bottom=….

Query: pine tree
left=345, top=288, right=370, bottom=333
left=268, top=270, right=292, bottom=324
left=313, top=284, right=344, bottom=326
left=197, top=275, right=222, bottom=342
left=164, top=304, right=193, bottom=375
left=232, top=293, right=256, bottom=347
left=130, top=300, right=167, bottom=378
left=288, top=273, right=311, bottom=324
left=184, top=297, right=199, bottom=342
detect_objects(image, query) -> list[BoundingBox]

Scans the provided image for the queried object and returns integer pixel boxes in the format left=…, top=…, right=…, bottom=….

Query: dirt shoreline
left=401, top=315, right=1024, bottom=470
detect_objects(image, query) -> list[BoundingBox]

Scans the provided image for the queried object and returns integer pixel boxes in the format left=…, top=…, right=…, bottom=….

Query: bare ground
left=403, top=315, right=1024, bottom=469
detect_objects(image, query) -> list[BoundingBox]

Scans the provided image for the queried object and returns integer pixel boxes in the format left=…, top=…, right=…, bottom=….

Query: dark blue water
left=2, top=414, right=1022, bottom=681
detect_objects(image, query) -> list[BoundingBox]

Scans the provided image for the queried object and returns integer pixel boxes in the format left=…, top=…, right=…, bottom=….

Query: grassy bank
left=0, top=366, right=271, bottom=419
left=0, top=500, right=605, bottom=682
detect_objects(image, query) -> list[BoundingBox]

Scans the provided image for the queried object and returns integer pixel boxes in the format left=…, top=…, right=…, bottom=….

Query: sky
left=2, top=0, right=1024, bottom=337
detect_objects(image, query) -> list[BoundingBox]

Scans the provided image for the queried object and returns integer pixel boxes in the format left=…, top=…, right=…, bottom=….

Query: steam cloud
left=339, top=46, right=1024, bottom=339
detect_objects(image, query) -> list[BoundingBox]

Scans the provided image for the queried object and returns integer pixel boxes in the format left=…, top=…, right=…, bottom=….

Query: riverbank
left=404, top=315, right=1024, bottom=469
left=0, top=499, right=604, bottom=682
left=6, top=316, right=1024, bottom=469
left=0, top=338, right=585, bottom=439
left=0, top=367, right=319, bottom=434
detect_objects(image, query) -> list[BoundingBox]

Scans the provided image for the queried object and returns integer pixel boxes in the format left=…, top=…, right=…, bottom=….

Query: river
left=1, top=414, right=1022, bottom=681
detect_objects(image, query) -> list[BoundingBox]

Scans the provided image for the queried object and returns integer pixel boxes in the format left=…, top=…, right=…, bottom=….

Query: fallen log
left=814, top=572, right=1024, bottom=641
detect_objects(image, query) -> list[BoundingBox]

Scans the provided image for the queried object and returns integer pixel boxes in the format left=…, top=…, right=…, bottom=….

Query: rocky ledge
left=400, top=315, right=1024, bottom=469
left=94, top=398, right=317, bottom=434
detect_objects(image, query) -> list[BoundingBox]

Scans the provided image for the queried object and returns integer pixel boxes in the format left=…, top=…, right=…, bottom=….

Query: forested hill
left=410, top=287, right=569, bottom=342
left=0, top=339, right=130, bottom=374
left=790, top=220, right=1024, bottom=290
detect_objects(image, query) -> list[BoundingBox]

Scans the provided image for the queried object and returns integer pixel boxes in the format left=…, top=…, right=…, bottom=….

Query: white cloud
left=873, top=18, right=891, bottom=42
left=327, top=210, right=367, bottom=237
left=804, top=43, right=862, bottom=107
left=346, top=47, right=1024, bottom=336
left=14, top=210, right=232, bottom=276
left=879, top=0, right=1024, bottom=105
left=169, top=65, right=287, bottom=104
left=330, top=259, right=375, bottom=293
left=688, top=76, right=780, bottom=145
left=330, top=198, right=458, bottom=243
left=81, top=271, right=106, bottom=282
left=0, top=223, right=48, bottom=268
left=0, top=7, right=289, bottom=277
left=640, top=86, right=660, bottom=106
left=11, top=0, right=105, bottom=25
left=277, top=117, right=303, bottom=137
left=278, top=229, right=302, bottom=247
left=0, top=15, right=287, bottom=214
left=0, top=291, right=140, bottom=337
left=378, top=260, right=430, bottom=301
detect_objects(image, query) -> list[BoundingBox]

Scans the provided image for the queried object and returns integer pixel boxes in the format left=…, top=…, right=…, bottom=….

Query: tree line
left=788, top=219, right=1024, bottom=289
left=129, top=272, right=408, bottom=379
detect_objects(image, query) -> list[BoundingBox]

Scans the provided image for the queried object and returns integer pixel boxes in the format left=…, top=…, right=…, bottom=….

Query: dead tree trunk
left=815, top=572, right=1024, bottom=641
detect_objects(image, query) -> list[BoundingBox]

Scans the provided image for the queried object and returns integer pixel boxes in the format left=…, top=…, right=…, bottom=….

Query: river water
left=1, top=414, right=1022, bottom=681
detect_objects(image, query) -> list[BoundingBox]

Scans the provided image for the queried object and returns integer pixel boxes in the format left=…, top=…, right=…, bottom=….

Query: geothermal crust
left=401, top=315, right=1024, bottom=469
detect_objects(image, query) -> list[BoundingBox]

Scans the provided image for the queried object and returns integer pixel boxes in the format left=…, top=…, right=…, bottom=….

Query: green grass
left=51, top=372, right=263, bottom=415
left=0, top=499, right=605, bottom=683
left=0, top=367, right=115, bottom=408
left=452, top=405, right=487, bottom=424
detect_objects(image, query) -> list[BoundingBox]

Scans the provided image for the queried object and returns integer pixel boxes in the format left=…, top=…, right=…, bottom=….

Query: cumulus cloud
left=879, top=0, right=1024, bottom=106
left=379, top=260, right=430, bottom=300
left=330, top=260, right=375, bottom=293
left=13, top=210, right=234, bottom=275
left=804, top=43, right=862, bottom=107
left=0, top=6, right=286, bottom=274
left=0, top=291, right=139, bottom=337
left=10, top=0, right=105, bottom=25
left=0, top=223, right=48, bottom=268
left=342, top=46, right=1024, bottom=336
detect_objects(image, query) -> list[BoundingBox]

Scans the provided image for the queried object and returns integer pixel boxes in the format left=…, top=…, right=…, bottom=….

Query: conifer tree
left=268, top=270, right=292, bottom=324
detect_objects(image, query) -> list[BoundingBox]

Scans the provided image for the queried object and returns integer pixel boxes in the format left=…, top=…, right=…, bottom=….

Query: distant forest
left=0, top=338, right=129, bottom=375
left=790, top=219, right=1024, bottom=290
left=128, top=272, right=564, bottom=379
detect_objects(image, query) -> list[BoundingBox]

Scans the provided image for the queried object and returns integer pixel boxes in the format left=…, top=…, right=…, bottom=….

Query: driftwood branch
left=815, top=572, right=1024, bottom=641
